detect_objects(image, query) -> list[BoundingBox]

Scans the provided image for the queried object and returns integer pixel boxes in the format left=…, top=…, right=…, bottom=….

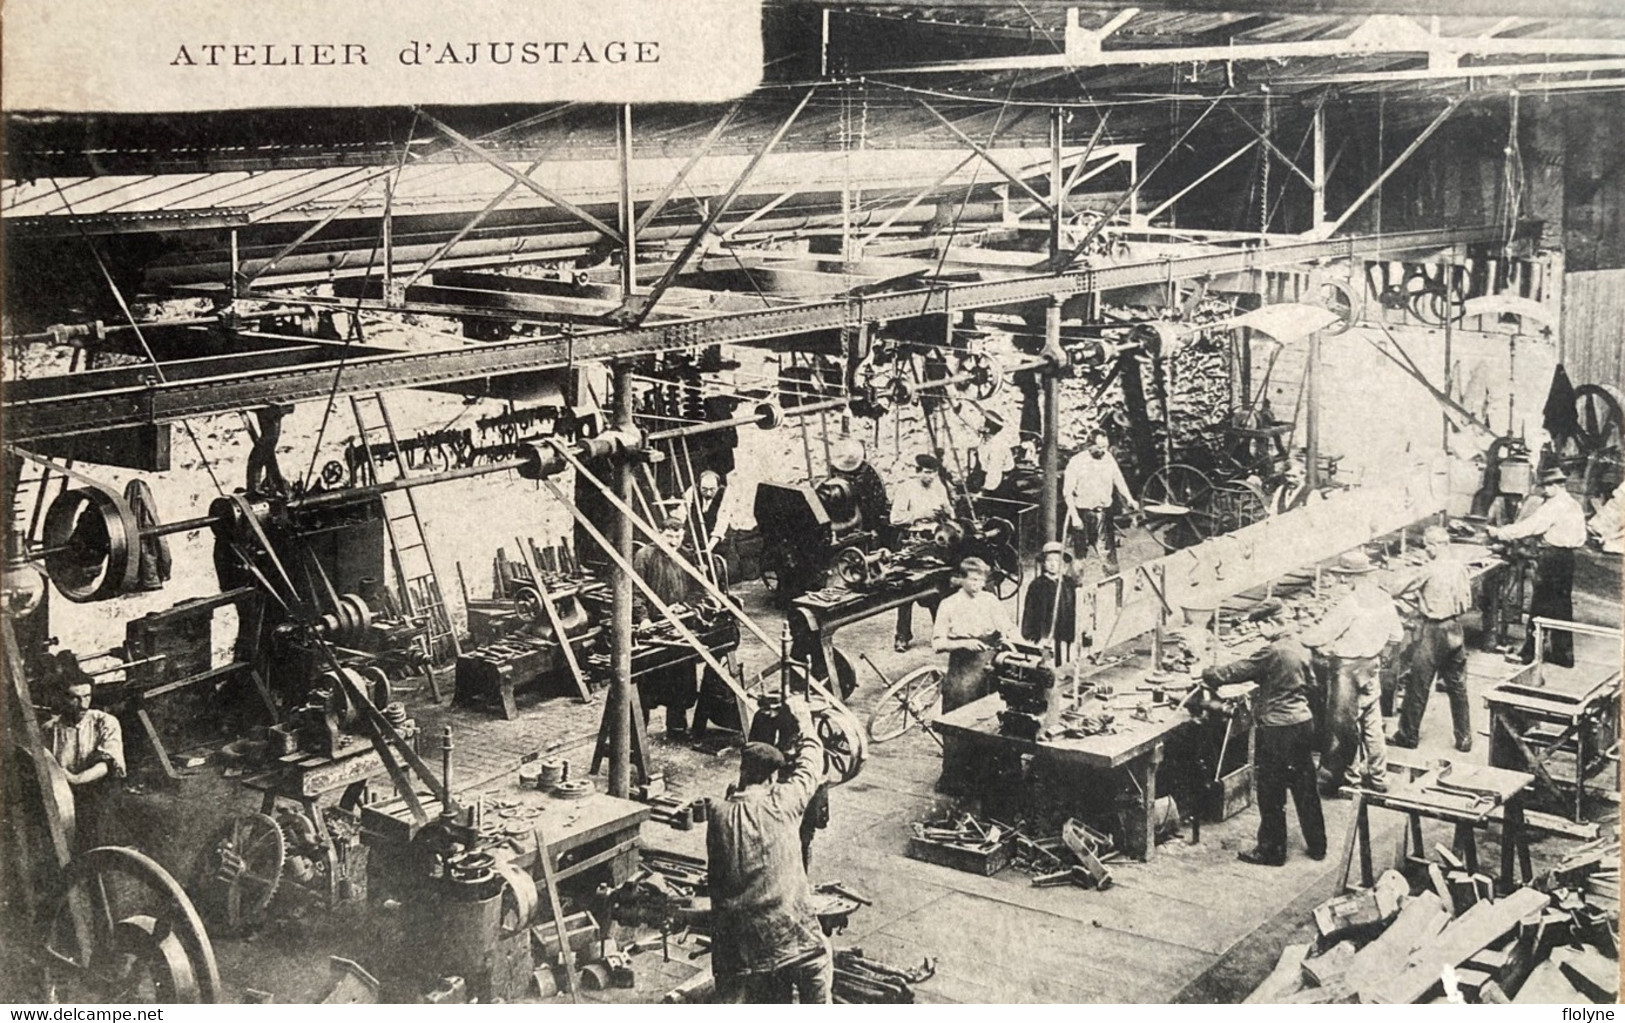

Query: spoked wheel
left=191, top=812, right=285, bottom=937
left=45, top=846, right=221, bottom=1004
left=1140, top=464, right=1213, bottom=551
left=1568, top=383, right=1624, bottom=460
left=867, top=666, right=944, bottom=743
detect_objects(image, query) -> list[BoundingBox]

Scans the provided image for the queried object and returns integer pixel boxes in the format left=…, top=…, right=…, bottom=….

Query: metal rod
left=417, top=109, right=625, bottom=243
left=1329, top=96, right=1464, bottom=234
left=921, top=101, right=1053, bottom=214
left=632, top=88, right=817, bottom=324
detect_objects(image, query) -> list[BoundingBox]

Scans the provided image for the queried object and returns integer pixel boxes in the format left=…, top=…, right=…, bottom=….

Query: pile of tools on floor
left=1247, top=829, right=1620, bottom=1004
left=1015, top=818, right=1117, bottom=891
left=832, top=948, right=937, bottom=1004
left=908, top=811, right=1118, bottom=891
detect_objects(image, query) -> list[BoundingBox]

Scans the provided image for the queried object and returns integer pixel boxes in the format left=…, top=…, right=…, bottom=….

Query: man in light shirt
left=44, top=660, right=126, bottom=849
left=889, top=453, right=953, bottom=651
left=969, top=410, right=1016, bottom=496
left=1299, top=550, right=1404, bottom=794
left=1489, top=466, right=1587, bottom=668
left=1063, top=430, right=1139, bottom=571
left=932, top=557, right=1015, bottom=713
left=1390, top=526, right=1475, bottom=752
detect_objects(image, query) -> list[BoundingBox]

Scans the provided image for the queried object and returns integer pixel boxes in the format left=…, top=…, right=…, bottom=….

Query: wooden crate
left=1202, top=764, right=1255, bottom=823
left=906, top=834, right=1014, bottom=876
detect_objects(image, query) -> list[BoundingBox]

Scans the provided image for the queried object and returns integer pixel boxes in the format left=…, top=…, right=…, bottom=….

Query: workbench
left=1485, top=654, right=1621, bottom=823
left=1340, top=762, right=1534, bottom=894
left=362, top=778, right=652, bottom=889
left=790, top=569, right=953, bottom=690
left=933, top=672, right=1199, bottom=862
left=244, top=745, right=386, bottom=907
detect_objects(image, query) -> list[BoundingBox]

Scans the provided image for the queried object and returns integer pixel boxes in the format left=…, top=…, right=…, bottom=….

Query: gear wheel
left=193, top=812, right=285, bottom=936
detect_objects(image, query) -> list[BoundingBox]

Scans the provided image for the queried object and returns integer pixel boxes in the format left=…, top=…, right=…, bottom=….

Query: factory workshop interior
left=3, top=0, right=1624, bottom=1007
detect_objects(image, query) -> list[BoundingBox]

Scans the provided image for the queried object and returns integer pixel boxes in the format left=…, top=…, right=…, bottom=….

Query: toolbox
left=906, top=834, right=1014, bottom=876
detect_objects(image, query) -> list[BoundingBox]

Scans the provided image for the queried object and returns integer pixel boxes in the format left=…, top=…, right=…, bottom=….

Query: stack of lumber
left=1246, top=835, right=1620, bottom=1004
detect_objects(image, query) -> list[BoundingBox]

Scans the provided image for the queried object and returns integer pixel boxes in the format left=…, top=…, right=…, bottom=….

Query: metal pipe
left=643, top=395, right=847, bottom=442
left=609, top=363, right=635, bottom=798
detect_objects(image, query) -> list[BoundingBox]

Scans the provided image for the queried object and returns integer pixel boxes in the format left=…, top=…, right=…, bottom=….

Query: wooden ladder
left=348, top=393, right=461, bottom=666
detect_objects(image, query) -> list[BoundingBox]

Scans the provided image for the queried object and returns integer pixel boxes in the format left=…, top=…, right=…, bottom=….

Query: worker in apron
left=931, top=557, right=1014, bottom=714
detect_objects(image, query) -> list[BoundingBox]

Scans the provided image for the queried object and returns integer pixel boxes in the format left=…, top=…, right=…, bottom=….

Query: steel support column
left=1312, top=102, right=1328, bottom=228
left=618, top=105, right=638, bottom=298
left=1041, top=297, right=1062, bottom=543
left=1305, top=327, right=1321, bottom=491
left=1049, top=107, right=1065, bottom=262
left=609, top=363, right=635, bottom=798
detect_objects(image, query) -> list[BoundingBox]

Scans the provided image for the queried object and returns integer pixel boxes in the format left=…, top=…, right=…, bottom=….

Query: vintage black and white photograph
left=1, top=0, right=1621, bottom=1007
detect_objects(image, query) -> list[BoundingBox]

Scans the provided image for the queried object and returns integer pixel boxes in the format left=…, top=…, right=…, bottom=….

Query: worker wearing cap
left=1201, top=609, right=1325, bottom=866
left=1489, top=466, right=1586, bottom=668
left=933, top=557, right=1015, bottom=713
left=890, top=453, right=954, bottom=651
left=968, top=409, right=1016, bottom=495
left=828, top=438, right=892, bottom=542
left=707, top=699, right=831, bottom=1003
left=632, top=520, right=703, bottom=737
left=1298, top=550, right=1404, bottom=795
left=1389, top=526, right=1475, bottom=752
left=1063, top=429, right=1139, bottom=572
left=1021, top=541, right=1078, bottom=665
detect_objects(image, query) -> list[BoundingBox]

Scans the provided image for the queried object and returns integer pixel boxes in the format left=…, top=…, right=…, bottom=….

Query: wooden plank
left=1346, top=892, right=1452, bottom=999
left=1244, top=943, right=1311, bottom=1004
left=533, top=822, right=581, bottom=1004
left=1371, top=887, right=1550, bottom=1004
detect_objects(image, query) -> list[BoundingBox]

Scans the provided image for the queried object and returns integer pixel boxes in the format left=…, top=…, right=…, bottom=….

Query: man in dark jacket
left=1021, top=541, right=1078, bottom=664
left=707, top=700, right=831, bottom=1003
left=1202, top=610, right=1326, bottom=866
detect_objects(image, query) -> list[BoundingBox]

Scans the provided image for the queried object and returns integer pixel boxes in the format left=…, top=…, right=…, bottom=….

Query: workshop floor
left=41, top=545, right=1619, bottom=1005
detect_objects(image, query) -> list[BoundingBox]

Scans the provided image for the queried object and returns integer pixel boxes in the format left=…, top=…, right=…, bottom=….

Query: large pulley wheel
left=45, top=846, right=221, bottom=1003
left=1315, top=279, right=1359, bottom=336
left=513, top=585, right=544, bottom=623
left=813, top=700, right=868, bottom=785
left=493, top=863, right=539, bottom=937
left=191, top=812, right=285, bottom=937
left=954, top=352, right=1003, bottom=401
left=1140, top=464, right=1213, bottom=552
left=42, top=487, right=140, bottom=602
